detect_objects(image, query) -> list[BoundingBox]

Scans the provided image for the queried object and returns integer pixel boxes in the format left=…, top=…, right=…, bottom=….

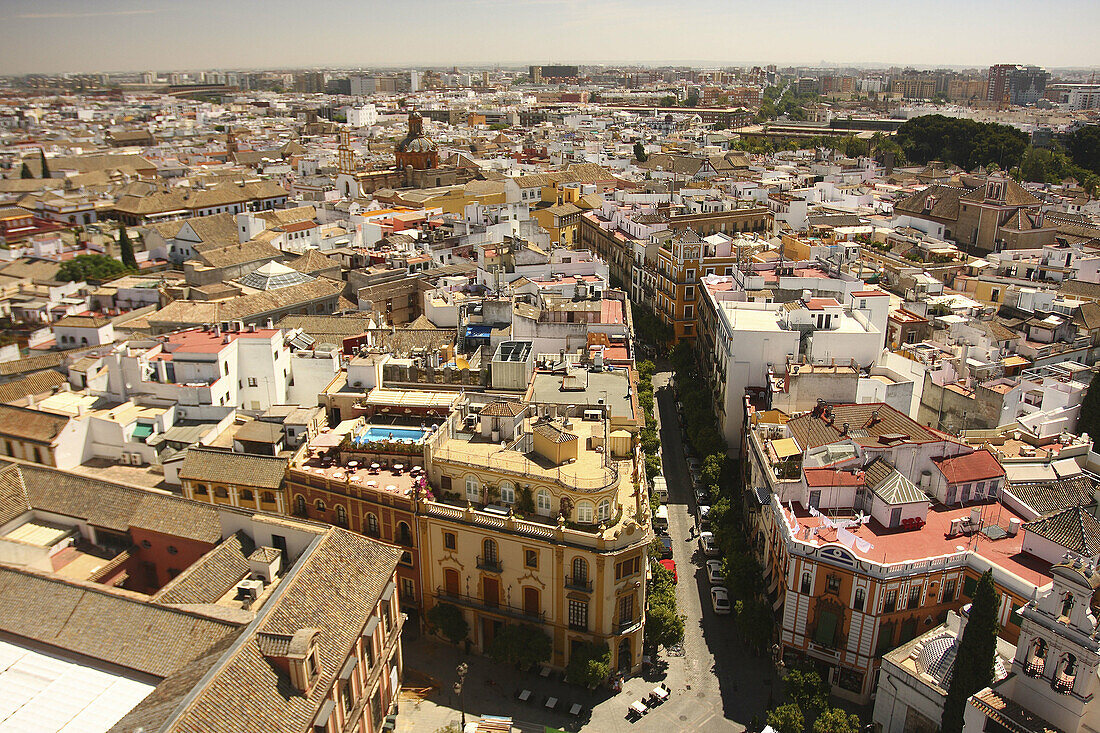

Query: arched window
left=597, top=499, right=611, bottom=522
left=465, top=476, right=480, bottom=503
left=397, top=522, right=412, bottom=546
left=576, top=500, right=595, bottom=524
left=193, top=484, right=208, bottom=496
left=1054, top=653, right=1078, bottom=693
left=366, top=513, right=379, bottom=536
left=240, top=489, right=254, bottom=502
left=854, top=588, right=865, bottom=611
left=499, top=481, right=515, bottom=505
left=482, top=538, right=498, bottom=564
left=295, top=495, right=306, bottom=515
left=536, top=489, right=552, bottom=515
left=572, top=557, right=588, bottom=583
left=315, top=499, right=326, bottom=513
left=801, top=572, right=812, bottom=594
left=261, top=491, right=275, bottom=503
left=335, top=505, right=348, bottom=527
left=1061, top=592, right=1075, bottom=619
left=1026, top=637, right=1048, bottom=677
left=215, top=486, right=229, bottom=498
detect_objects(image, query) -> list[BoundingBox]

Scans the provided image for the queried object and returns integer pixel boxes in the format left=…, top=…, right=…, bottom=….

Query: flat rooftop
left=528, top=367, right=635, bottom=419
left=786, top=499, right=1050, bottom=587
left=0, top=637, right=155, bottom=733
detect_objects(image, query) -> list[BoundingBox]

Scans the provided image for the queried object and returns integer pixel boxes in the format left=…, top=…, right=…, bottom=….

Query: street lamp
left=454, top=661, right=469, bottom=728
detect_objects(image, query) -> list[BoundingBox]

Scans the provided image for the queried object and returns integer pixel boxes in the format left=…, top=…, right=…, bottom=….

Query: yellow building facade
left=418, top=401, right=651, bottom=674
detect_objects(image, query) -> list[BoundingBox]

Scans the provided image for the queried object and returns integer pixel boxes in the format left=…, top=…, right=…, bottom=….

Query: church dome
left=399, top=136, right=436, bottom=153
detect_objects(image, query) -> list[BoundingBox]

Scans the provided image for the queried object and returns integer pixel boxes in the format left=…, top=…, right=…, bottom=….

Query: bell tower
left=338, top=130, right=355, bottom=176
left=1001, top=557, right=1100, bottom=733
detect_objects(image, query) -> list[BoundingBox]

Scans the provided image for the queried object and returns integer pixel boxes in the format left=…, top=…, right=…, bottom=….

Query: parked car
left=658, top=558, right=677, bottom=583
left=654, top=505, right=669, bottom=534
left=711, top=586, right=731, bottom=615
left=699, top=531, right=720, bottom=557
left=656, top=535, right=673, bottom=559
left=697, top=505, right=712, bottom=531
left=694, top=486, right=711, bottom=505
left=706, top=560, right=725, bottom=585
left=686, top=457, right=701, bottom=473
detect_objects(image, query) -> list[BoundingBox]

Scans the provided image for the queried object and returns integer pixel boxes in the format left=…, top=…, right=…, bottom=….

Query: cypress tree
left=20, top=162, right=32, bottom=179
left=39, top=149, right=50, bottom=179
left=118, top=225, right=137, bottom=270
left=1078, top=370, right=1100, bottom=444
left=941, top=571, right=1000, bottom=733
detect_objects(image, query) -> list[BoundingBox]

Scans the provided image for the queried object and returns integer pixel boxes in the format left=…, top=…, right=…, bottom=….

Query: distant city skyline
left=1, top=0, right=1098, bottom=75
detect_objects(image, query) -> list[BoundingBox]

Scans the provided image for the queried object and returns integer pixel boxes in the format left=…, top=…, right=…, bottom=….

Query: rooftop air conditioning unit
left=235, top=578, right=264, bottom=601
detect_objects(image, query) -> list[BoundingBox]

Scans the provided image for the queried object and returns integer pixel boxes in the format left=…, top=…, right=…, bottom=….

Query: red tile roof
left=933, top=449, right=1005, bottom=484
left=805, top=297, right=841, bottom=310
left=804, top=468, right=865, bottom=488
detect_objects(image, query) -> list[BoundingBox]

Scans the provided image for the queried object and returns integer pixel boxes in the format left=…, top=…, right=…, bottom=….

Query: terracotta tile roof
left=1060, top=279, right=1100, bottom=300
left=1006, top=475, right=1099, bottom=517
left=0, top=404, right=70, bottom=444
left=52, top=314, right=112, bottom=328
left=0, top=369, right=66, bottom=404
left=178, top=447, right=287, bottom=490
left=969, top=688, right=1062, bottom=733
left=481, top=400, right=525, bottom=417
left=9, top=462, right=222, bottom=542
left=803, top=467, right=864, bottom=488
left=193, top=241, right=281, bottom=269
left=864, top=457, right=928, bottom=505
left=959, top=178, right=1041, bottom=207
left=153, top=531, right=255, bottom=606
left=534, top=422, right=577, bottom=443
left=153, top=530, right=402, bottom=733
left=1024, top=505, right=1100, bottom=556
left=0, top=565, right=240, bottom=678
left=786, top=403, right=940, bottom=450
left=288, top=249, right=340, bottom=274
left=0, top=352, right=65, bottom=377
left=183, top=212, right=239, bottom=247
left=933, top=449, right=1005, bottom=484
left=0, top=463, right=30, bottom=526
left=894, top=183, right=968, bottom=221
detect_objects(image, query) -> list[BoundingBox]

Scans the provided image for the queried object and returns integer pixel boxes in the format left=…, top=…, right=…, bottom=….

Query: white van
left=654, top=505, right=669, bottom=533
left=652, top=476, right=669, bottom=504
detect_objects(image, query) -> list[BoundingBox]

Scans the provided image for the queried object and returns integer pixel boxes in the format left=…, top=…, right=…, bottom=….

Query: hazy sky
left=1, top=0, right=1098, bottom=75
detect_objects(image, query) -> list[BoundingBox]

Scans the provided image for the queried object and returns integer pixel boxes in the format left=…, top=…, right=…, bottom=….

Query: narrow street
left=650, top=369, right=780, bottom=730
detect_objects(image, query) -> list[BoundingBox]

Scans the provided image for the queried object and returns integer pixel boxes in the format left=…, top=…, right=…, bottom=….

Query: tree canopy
left=56, top=254, right=131, bottom=283
left=1078, top=370, right=1100, bottom=445
left=1066, top=125, right=1100, bottom=176
left=118, top=225, right=138, bottom=270
left=564, top=641, right=611, bottom=688
left=766, top=703, right=805, bottom=733
left=39, top=149, right=50, bottom=179
left=896, top=115, right=1029, bottom=171
left=486, top=624, right=552, bottom=669
left=813, top=707, right=862, bottom=733
left=633, top=140, right=648, bottom=163
left=426, top=602, right=469, bottom=645
left=941, top=571, right=1001, bottom=733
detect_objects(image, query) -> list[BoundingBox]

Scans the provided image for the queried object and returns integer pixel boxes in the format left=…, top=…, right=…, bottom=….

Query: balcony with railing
left=565, top=575, right=593, bottom=592
left=476, top=555, right=502, bottom=573
left=435, top=588, right=545, bottom=622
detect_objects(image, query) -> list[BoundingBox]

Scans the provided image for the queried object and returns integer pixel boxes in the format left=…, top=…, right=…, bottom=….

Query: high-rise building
left=987, top=64, right=1049, bottom=106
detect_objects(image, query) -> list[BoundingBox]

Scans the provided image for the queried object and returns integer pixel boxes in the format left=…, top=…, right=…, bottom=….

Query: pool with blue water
left=356, top=426, right=430, bottom=444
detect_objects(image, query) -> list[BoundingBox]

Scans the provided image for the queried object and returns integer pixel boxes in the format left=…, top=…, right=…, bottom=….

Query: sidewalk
left=397, top=637, right=755, bottom=733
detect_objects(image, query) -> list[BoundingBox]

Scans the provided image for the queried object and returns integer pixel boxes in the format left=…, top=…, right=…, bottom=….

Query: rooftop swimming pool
left=355, top=425, right=431, bottom=445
